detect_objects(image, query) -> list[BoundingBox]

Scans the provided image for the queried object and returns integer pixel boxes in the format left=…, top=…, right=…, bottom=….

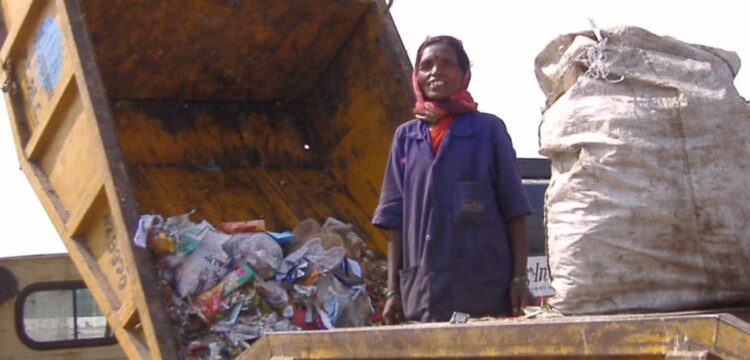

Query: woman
left=372, top=35, right=532, bottom=323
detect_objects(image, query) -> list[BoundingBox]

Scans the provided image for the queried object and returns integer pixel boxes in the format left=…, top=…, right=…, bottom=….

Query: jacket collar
left=405, top=112, right=476, bottom=140
left=450, top=112, right=475, bottom=137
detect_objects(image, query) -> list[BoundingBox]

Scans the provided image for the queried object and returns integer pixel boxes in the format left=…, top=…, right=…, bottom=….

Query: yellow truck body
left=0, top=1, right=410, bottom=359
left=242, top=310, right=750, bottom=359
left=1, top=1, right=749, bottom=360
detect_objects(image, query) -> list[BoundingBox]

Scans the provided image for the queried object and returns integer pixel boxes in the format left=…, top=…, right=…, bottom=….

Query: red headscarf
left=413, top=36, right=478, bottom=123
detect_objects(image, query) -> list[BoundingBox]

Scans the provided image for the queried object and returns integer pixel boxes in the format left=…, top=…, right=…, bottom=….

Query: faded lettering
left=104, top=214, right=128, bottom=290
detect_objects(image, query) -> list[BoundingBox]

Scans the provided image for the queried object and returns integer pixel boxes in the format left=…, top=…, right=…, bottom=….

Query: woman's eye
left=441, top=59, right=457, bottom=68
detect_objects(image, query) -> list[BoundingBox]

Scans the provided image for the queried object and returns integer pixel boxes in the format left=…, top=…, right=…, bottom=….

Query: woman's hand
left=509, top=281, right=534, bottom=317
left=382, top=295, right=404, bottom=325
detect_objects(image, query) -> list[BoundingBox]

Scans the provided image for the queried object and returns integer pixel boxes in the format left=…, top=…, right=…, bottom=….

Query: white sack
left=535, top=26, right=750, bottom=314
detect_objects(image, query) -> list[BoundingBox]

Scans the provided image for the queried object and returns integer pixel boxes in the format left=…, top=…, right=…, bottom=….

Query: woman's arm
left=387, top=230, right=403, bottom=293
left=507, top=214, right=532, bottom=315
left=383, top=229, right=404, bottom=324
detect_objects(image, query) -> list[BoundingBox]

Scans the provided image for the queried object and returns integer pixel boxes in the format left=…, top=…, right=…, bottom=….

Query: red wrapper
left=218, top=219, right=266, bottom=234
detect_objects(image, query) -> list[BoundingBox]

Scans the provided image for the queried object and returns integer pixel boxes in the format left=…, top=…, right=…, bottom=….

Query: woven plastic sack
left=535, top=26, right=750, bottom=314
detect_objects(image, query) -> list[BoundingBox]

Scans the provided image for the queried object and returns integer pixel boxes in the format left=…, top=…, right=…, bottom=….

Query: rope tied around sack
left=579, top=20, right=625, bottom=84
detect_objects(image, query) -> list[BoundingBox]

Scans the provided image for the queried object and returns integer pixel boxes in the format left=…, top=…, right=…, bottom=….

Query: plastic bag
left=335, top=285, right=372, bottom=327
left=222, top=233, right=283, bottom=280
left=322, top=217, right=366, bottom=260
left=254, top=279, right=292, bottom=316
left=174, top=229, right=231, bottom=297
left=308, top=273, right=371, bottom=328
left=278, top=237, right=345, bottom=277
left=289, top=218, right=321, bottom=253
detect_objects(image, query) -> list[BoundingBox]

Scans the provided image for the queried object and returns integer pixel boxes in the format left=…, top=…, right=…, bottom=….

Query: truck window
left=519, top=158, right=554, bottom=301
left=523, top=179, right=549, bottom=257
left=518, top=158, right=551, bottom=257
left=15, top=281, right=116, bottom=350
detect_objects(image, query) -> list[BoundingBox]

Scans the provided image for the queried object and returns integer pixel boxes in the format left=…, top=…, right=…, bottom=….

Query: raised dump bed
left=0, top=1, right=412, bottom=359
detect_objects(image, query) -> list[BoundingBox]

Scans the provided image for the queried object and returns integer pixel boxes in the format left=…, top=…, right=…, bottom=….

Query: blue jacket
left=373, top=111, right=530, bottom=321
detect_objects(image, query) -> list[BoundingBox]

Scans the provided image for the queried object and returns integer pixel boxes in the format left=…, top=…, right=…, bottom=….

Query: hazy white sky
left=0, top=0, right=748, bottom=257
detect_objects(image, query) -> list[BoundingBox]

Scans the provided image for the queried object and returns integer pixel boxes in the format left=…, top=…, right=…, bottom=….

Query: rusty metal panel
left=105, top=1, right=412, bottom=255
left=80, top=0, right=372, bottom=102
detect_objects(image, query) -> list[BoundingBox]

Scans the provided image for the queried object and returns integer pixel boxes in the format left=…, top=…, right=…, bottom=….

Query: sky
left=0, top=0, right=748, bottom=258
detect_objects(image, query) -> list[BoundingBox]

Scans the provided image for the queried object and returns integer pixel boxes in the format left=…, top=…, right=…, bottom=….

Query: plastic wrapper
left=265, top=231, right=293, bottom=245
left=223, top=233, right=283, bottom=280
left=218, top=219, right=266, bottom=234
left=134, top=214, right=162, bottom=249
left=220, top=263, right=255, bottom=296
left=193, top=284, right=225, bottom=324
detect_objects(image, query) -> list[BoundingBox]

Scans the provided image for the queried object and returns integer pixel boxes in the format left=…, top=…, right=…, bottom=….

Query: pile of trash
left=133, top=213, right=386, bottom=359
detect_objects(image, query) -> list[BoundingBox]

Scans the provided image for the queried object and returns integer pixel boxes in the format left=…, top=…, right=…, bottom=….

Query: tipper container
left=0, top=1, right=412, bottom=358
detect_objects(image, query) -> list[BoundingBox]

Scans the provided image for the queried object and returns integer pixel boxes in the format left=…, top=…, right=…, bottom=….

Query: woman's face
left=417, top=42, right=464, bottom=100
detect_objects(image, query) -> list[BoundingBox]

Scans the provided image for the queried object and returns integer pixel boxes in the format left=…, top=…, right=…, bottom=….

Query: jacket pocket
left=453, top=181, right=499, bottom=225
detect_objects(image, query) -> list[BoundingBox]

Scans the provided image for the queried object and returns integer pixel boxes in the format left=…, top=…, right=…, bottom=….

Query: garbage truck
left=1, top=1, right=749, bottom=359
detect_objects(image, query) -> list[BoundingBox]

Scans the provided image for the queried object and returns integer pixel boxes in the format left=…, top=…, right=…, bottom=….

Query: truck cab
left=520, top=158, right=554, bottom=302
left=0, top=254, right=124, bottom=359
